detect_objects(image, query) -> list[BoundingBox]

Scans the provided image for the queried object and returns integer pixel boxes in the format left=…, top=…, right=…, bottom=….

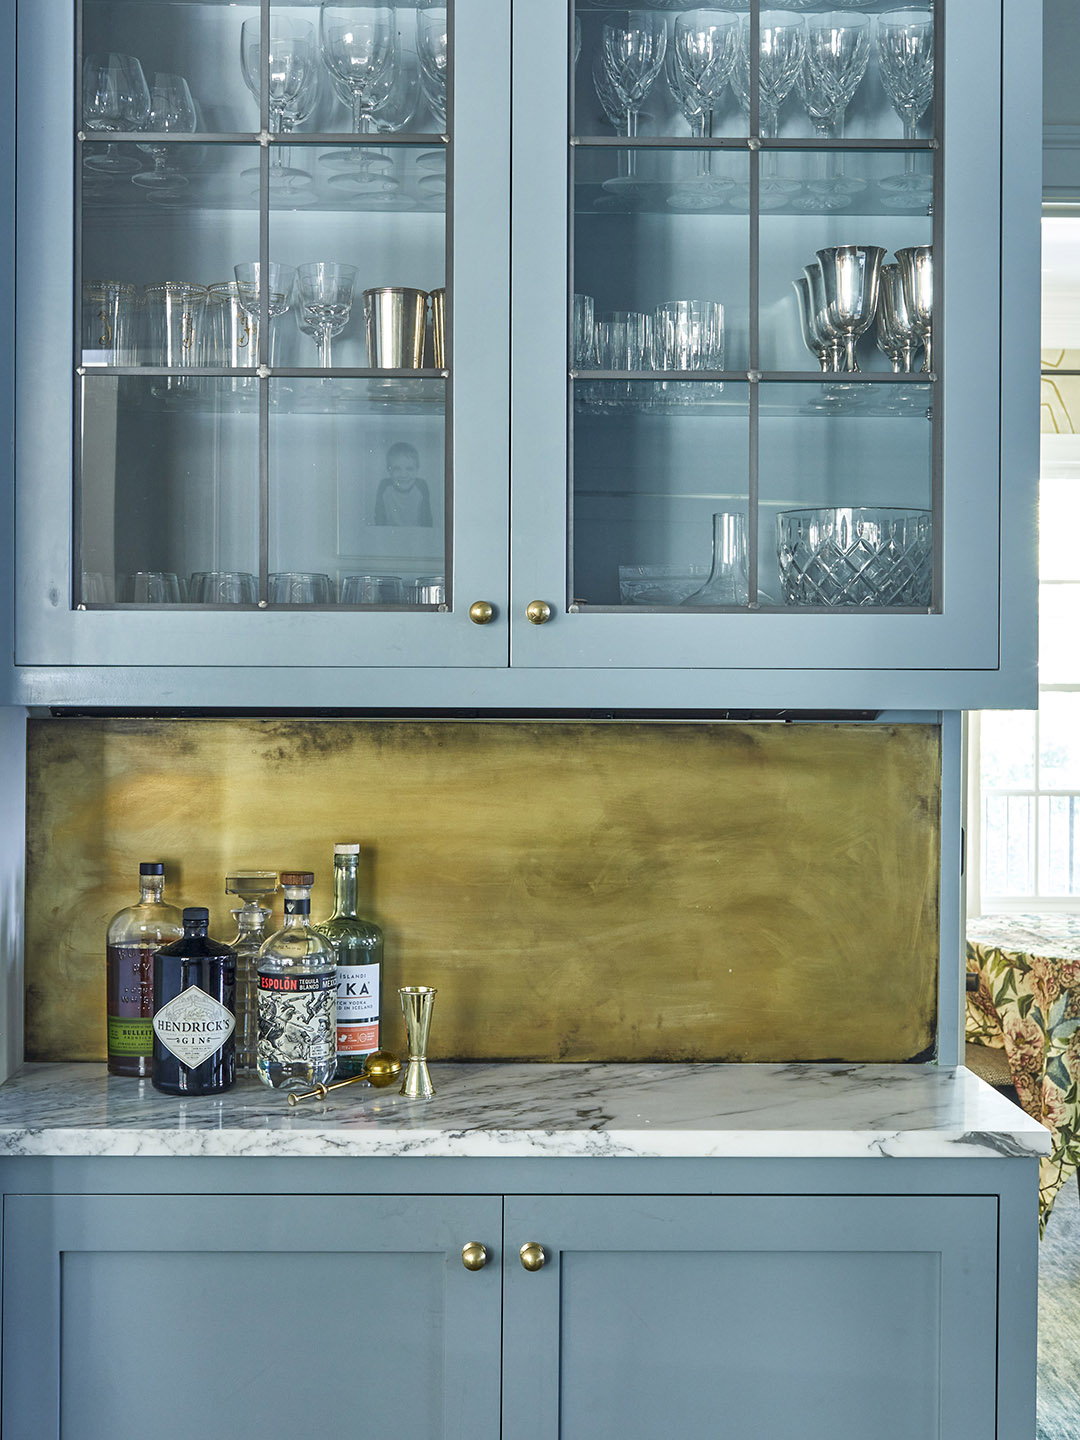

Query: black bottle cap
left=183, top=907, right=210, bottom=923
left=139, top=862, right=165, bottom=876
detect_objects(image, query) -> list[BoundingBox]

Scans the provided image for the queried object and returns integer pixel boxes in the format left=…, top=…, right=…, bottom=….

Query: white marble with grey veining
left=0, top=1061, right=1051, bottom=1160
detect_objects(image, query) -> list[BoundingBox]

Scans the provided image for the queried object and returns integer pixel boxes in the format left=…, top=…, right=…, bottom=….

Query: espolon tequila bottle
left=317, top=843, right=384, bottom=1077
left=106, top=862, right=183, bottom=1078
left=256, top=872, right=337, bottom=1092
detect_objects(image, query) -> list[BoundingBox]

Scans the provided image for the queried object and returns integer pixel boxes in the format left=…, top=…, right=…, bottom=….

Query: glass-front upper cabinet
left=510, top=0, right=1036, bottom=700
left=16, top=0, right=509, bottom=670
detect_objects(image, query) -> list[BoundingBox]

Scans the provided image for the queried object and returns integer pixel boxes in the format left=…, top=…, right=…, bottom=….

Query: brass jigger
left=399, top=986, right=437, bottom=1099
left=287, top=1048, right=402, bottom=1106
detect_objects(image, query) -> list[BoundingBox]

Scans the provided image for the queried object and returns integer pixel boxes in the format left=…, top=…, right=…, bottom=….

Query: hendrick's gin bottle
left=152, top=908, right=237, bottom=1095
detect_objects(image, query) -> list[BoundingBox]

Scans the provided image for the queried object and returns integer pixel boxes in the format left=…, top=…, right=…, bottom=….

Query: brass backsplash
left=25, top=718, right=940, bottom=1064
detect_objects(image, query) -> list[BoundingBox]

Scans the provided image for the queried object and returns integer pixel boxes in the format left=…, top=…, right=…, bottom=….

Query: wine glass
left=234, top=262, right=296, bottom=362
left=672, top=10, right=738, bottom=139
left=799, top=13, right=870, bottom=203
left=320, top=5, right=396, bottom=134
left=729, top=13, right=805, bottom=202
left=876, top=7, right=934, bottom=200
left=296, top=262, right=358, bottom=367
left=671, top=10, right=738, bottom=198
left=326, top=36, right=419, bottom=195
left=82, top=53, right=150, bottom=174
left=241, top=17, right=319, bottom=190
left=132, top=74, right=197, bottom=191
left=417, top=5, right=448, bottom=125
left=600, top=12, right=667, bottom=177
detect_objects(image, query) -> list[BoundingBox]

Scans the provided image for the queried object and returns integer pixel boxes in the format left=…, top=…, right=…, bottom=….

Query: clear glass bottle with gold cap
left=317, top=843, right=384, bottom=1078
left=256, top=871, right=337, bottom=1092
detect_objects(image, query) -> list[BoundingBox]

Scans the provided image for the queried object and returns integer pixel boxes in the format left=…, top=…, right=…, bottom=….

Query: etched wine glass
left=82, top=52, right=150, bottom=174
left=876, top=7, right=934, bottom=201
left=600, top=11, right=667, bottom=178
left=132, top=73, right=197, bottom=191
left=234, top=262, right=296, bottom=364
left=296, top=262, right=358, bottom=367
left=730, top=13, right=805, bottom=201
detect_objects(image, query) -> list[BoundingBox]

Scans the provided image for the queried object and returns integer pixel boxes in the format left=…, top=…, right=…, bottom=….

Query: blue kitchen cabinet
left=0, top=1154, right=1033, bottom=1440
left=3, top=0, right=1040, bottom=710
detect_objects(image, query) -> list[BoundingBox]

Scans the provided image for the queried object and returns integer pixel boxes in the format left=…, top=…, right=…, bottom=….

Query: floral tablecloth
left=966, top=914, right=1080, bottom=1231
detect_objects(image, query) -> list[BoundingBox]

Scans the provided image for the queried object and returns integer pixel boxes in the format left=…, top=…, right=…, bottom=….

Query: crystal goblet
left=876, top=8, right=934, bottom=197
left=133, top=73, right=197, bottom=190
left=296, top=261, right=358, bottom=368
left=83, top=52, right=150, bottom=174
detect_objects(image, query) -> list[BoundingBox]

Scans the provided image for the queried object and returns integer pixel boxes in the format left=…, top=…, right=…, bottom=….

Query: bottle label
left=336, top=963, right=381, bottom=1054
left=107, top=1017, right=153, bottom=1056
left=257, top=971, right=336, bottom=1067
left=153, top=986, right=236, bottom=1069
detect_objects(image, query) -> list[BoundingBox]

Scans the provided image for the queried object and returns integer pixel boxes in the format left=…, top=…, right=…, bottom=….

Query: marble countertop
left=0, top=1061, right=1051, bottom=1160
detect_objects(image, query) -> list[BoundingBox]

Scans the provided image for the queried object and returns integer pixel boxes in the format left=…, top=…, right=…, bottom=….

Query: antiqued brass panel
left=25, top=719, right=940, bottom=1064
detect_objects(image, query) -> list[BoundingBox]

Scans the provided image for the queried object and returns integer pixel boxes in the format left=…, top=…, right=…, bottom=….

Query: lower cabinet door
left=3, top=1193, right=502, bottom=1440
left=502, top=1194, right=998, bottom=1440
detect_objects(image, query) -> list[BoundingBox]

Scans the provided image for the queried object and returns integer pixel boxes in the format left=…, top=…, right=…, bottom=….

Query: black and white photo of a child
left=373, top=441, right=433, bottom=527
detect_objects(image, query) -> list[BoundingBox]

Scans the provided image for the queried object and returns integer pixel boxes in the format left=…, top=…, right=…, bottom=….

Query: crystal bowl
left=776, top=506, right=932, bottom=608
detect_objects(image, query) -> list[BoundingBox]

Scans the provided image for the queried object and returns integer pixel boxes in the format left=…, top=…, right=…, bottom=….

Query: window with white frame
left=969, top=216, right=1080, bottom=914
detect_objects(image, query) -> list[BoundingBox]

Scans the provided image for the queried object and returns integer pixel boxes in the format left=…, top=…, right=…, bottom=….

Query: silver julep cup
left=364, top=286, right=429, bottom=369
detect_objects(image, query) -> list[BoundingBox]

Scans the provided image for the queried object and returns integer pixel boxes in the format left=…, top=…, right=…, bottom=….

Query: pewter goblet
left=895, top=244, right=933, bottom=372
left=876, top=261, right=921, bottom=373
left=815, top=244, right=885, bottom=372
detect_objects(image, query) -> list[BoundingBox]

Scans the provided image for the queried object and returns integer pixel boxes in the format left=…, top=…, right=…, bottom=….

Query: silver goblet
left=895, top=244, right=933, bottom=373
left=815, top=244, right=886, bottom=372
left=792, top=275, right=832, bottom=372
left=876, top=261, right=921, bottom=373
left=804, top=260, right=844, bottom=372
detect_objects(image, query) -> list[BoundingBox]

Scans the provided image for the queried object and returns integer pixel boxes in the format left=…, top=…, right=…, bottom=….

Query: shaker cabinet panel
left=2, top=1192, right=503, bottom=1440
left=502, top=1193, right=999, bottom=1440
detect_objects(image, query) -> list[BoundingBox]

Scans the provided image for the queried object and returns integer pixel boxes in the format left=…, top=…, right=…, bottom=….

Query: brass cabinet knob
left=468, top=601, right=495, bottom=625
left=519, top=1242, right=547, bottom=1271
left=525, top=601, right=552, bottom=626
left=461, top=1242, right=489, bottom=1271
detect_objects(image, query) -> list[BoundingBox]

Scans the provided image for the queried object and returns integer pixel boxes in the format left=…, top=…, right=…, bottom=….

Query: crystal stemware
left=729, top=12, right=805, bottom=202
left=799, top=13, right=870, bottom=203
left=876, top=7, right=934, bottom=199
left=82, top=52, right=150, bottom=174
left=815, top=245, right=885, bottom=372
left=600, top=11, right=667, bottom=177
left=296, top=262, right=358, bottom=367
left=672, top=10, right=738, bottom=139
left=234, top=263, right=296, bottom=361
left=132, top=73, right=197, bottom=191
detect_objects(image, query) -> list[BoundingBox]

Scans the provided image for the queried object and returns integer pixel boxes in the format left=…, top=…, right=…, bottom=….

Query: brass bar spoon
left=287, top=1049, right=402, bottom=1106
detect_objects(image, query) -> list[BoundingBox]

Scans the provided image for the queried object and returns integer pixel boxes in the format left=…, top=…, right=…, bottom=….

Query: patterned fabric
left=966, top=915, right=1080, bottom=1232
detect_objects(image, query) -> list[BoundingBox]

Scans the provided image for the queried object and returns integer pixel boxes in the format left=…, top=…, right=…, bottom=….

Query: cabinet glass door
left=17, top=0, right=509, bottom=669
left=511, top=0, right=1004, bottom=678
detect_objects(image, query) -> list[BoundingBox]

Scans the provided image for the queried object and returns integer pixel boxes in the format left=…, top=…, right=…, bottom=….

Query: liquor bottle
left=256, top=871, right=337, bottom=1092
left=317, top=843, right=384, bottom=1077
left=152, top=907, right=237, bottom=1096
left=224, top=872, right=279, bottom=1072
left=106, top=862, right=183, bottom=1078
